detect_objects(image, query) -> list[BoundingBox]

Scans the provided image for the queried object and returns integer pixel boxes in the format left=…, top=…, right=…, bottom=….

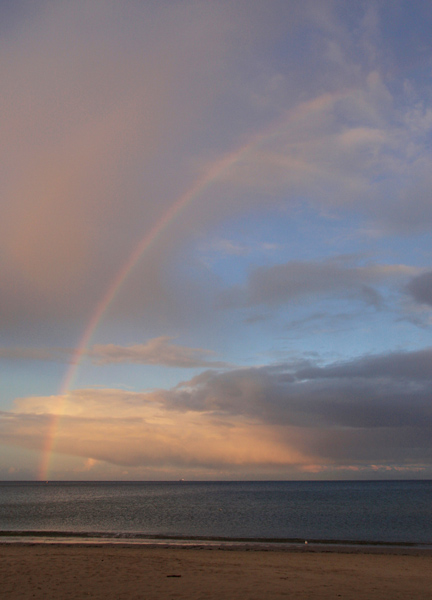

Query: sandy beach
left=1, top=544, right=431, bottom=600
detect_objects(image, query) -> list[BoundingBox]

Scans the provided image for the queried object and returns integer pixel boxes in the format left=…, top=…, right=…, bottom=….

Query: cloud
left=0, top=337, right=228, bottom=368
left=162, top=354, right=432, bottom=430
left=4, top=390, right=305, bottom=470
left=219, top=59, right=432, bottom=235
left=88, top=337, right=229, bottom=368
left=221, top=258, right=417, bottom=308
left=3, top=347, right=432, bottom=475
left=294, top=347, right=432, bottom=382
left=407, top=271, right=432, bottom=307
left=207, top=238, right=251, bottom=257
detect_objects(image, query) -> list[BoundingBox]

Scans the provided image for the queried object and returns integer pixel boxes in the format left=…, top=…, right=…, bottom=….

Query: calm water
left=1, top=480, right=431, bottom=545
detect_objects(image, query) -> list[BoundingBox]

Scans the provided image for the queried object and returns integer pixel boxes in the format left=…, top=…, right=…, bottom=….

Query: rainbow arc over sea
left=39, top=141, right=257, bottom=479
left=39, top=90, right=348, bottom=479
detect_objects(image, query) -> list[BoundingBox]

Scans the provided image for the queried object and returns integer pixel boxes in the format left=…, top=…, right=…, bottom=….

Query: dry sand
left=1, top=543, right=431, bottom=600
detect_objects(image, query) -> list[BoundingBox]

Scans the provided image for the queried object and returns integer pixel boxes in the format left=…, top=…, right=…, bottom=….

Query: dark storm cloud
left=157, top=347, right=432, bottom=465
left=407, top=271, right=432, bottom=307
left=165, top=351, right=432, bottom=427
left=295, top=347, right=432, bottom=381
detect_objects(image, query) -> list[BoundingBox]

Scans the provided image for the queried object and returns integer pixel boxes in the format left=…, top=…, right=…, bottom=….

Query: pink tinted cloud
left=89, top=337, right=229, bottom=368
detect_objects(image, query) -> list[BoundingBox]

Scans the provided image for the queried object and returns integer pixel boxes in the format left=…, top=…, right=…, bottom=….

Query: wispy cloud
left=88, top=337, right=229, bottom=368
left=221, top=258, right=418, bottom=308
left=0, top=338, right=229, bottom=369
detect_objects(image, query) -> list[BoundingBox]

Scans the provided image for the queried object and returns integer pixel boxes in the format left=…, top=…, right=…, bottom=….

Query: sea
left=1, top=480, right=431, bottom=547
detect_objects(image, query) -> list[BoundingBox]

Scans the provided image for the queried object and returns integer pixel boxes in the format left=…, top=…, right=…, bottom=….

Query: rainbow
left=38, top=133, right=263, bottom=479
left=38, top=89, right=351, bottom=479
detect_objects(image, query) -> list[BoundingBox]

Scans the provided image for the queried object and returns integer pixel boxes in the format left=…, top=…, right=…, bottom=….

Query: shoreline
left=1, top=537, right=432, bottom=556
left=2, top=529, right=431, bottom=544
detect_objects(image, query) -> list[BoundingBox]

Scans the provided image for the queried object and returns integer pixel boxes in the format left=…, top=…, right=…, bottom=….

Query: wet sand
left=1, top=543, right=431, bottom=599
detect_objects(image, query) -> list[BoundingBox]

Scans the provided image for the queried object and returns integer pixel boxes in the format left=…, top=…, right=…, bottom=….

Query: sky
left=1, top=0, right=432, bottom=481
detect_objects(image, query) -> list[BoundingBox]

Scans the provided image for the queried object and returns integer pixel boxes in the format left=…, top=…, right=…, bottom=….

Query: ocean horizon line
left=2, top=478, right=432, bottom=484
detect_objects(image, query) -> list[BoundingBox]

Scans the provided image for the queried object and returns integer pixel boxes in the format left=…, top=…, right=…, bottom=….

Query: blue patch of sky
left=379, top=1, right=432, bottom=70
left=71, top=360, right=203, bottom=395
left=192, top=203, right=378, bottom=284
left=371, top=230, right=432, bottom=268
left=0, top=360, right=63, bottom=408
left=240, top=297, right=430, bottom=367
